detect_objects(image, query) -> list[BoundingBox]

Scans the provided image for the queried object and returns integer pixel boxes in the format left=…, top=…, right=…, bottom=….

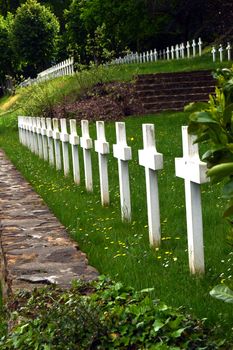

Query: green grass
left=0, top=111, right=232, bottom=340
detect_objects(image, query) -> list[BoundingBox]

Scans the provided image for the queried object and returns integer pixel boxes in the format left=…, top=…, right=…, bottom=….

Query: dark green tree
left=0, top=13, right=14, bottom=90
left=11, top=0, right=60, bottom=77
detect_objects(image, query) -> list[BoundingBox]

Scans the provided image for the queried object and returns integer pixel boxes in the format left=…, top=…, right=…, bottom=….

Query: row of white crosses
left=211, top=43, right=231, bottom=62
left=18, top=117, right=208, bottom=275
left=20, top=58, right=74, bottom=87
left=113, top=38, right=202, bottom=65
left=37, top=57, right=74, bottom=82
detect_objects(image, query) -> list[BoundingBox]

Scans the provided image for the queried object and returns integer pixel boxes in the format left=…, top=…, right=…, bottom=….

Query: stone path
left=0, top=149, right=98, bottom=297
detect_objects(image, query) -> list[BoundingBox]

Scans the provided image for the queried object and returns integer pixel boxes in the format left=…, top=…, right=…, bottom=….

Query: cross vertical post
left=95, top=121, right=110, bottom=206
left=219, top=44, right=223, bottom=62
left=32, top=118, right=39, bottom=155
left=60, top=118, right=70, bottom=176
left=192, top=39, right=196, bottom=57
left=69, top=119, right=80, bottom=185
left=46, top=118, right=55, bottom=166
left=186, top=41, right=190, bottom=58
left=226, top=42, right=231, bottom=61
left=138, top=124, right=163, bottom=247
left=41, top=117, right=48, bottom=161
left=211, top=46, right=216, bottom=62
left=198, top=38, right=202, bottom=56
left=113, top=122, right=132, bottom=222
left=36, top=117, right=43, bottom=158
left=80, top=120, right=93, bottom=192
left=52, top=118, right=62, bottom=170
left=175, top=126, right=209, bottom=274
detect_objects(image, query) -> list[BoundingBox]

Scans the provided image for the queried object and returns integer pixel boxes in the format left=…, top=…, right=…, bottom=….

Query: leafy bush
left=0, top=277, right=228, bottom=349
left=187, top=67, right=233, bottom=226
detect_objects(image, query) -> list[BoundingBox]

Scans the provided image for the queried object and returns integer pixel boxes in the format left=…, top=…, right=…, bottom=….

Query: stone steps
left=135, top=70, right=215, bottom=113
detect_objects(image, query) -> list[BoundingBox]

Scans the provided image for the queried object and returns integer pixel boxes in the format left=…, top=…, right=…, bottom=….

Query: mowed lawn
left=0, top=110, right=232, bottom=338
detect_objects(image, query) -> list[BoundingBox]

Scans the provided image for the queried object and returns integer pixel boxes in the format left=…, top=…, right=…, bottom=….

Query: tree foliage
left=10, top=0, right=60, bottom=77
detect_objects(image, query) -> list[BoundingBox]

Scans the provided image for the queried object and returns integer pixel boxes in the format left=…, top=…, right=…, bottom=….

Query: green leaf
left=207, top=162, right=233, bottom=181
left=184, top=101, right=209, bottom=113
left=153, top=319, right=165, bottom=332
left=223, top=180, right=233, bottom=198
left=190, top=111, right=218, bottom=124
left=223, top=204, right=233, bottom=218
left=170, top=327, right=186, bottom=338
left=210, top=285, right=233, bottom=303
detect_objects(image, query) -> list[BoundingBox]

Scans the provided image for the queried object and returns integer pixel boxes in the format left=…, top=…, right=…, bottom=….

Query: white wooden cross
left=69, top=119, right=80, bottom=185
left=95, top=121, right=110, bottom=206
left=192, top=39, right=196, bottom=57
left=175, top=44, right=179, bottom=59
left=166, top=47, right=170, bottom=60
left=154, top=49, right=157, bottom=61
left=180, top=43, right=185, bottom=58
left=46, top=118, right=55, bottom=166
left=143, top=52, right=146, bottom=63
left=60, top=118, right=70, bottom=176
left=226, top=42, right=231, bottom=61
left=113, top=122, right=132, bottom=222
left=175, top=126, right=209, bottom=274
left=138, top=124, right=163, bottom=247
left=52, top=118, right=62, bottom=170
left=24, top=117, right=29, bottom=148
left=146, top=51, right=150, bottom=62
left=41, top=117, right=48, bottom=161
left=30, top=117, right=36, bottom=152
left=171, top=46, right=174, bottom=59
left=198, top=38, right=202, bottom=56
left=139, top=53, right=142, bottom=63
left=36, top=117, right=43, bottom=159
left=186, top=41, right=190, bottom=58
left=219, top=44, right=223, bottom=62
left=80, top=120, right=93, bottom=192
left=32, top=117, right=39, bottom=155
left=211, top=46, right=216, bottom=62
left=150, top=50, right=153, bottom=62
left=18, top=116, right=23, bottom=145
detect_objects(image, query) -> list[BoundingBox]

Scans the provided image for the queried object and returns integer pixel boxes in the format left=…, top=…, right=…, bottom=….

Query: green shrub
left=1, top=277, right=228, bottom=349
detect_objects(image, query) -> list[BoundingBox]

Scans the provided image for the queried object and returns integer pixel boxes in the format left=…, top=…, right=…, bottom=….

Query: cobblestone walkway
left=0, top=149, right=98, bottom=297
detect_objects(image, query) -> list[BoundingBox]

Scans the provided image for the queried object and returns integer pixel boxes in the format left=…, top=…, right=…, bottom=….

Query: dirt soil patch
left=51, top=81, right=145, bottom=121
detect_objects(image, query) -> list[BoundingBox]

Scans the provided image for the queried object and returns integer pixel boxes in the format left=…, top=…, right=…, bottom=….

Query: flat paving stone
left=0, top=149, right=98, bottom=297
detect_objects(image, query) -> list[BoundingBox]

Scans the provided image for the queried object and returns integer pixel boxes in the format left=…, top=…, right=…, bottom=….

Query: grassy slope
left=0, top=56, right=233, bottom=340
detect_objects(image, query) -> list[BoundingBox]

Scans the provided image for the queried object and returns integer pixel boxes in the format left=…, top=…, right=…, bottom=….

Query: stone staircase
left=135, top=70, right=216, bottom=113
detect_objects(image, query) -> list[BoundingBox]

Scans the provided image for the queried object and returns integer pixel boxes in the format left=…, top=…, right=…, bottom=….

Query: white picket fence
left=18, top=116, right=209, bottom=275
left=19, top=57, right=74, bottom=88
left=211, top=42, right=231, bottom=62
left=111, top=38, right=203, bottom=65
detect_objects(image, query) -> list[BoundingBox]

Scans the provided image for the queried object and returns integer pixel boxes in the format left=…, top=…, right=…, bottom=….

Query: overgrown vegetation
left=0, top=277, right=230, bottom=349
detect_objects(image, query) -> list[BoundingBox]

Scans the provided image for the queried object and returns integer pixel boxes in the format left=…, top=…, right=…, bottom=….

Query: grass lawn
left=0, top=111, right=232, bottom=340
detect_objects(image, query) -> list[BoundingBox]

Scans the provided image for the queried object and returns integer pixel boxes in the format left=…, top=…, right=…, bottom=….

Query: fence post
left=113, top=122, right=132, bottom=222
left=69, top=119, right=80, bottom=185
left=60, top=118, right=70, bottom=176
left=175, top=126, right=209, bottom=274
left=52, top=118, right=62, bottom=170
left=80, top=120, right=93, bottom=192
left=95, top=121, right=110, bottom=206
left=138, top=124, right=163, bottom=247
